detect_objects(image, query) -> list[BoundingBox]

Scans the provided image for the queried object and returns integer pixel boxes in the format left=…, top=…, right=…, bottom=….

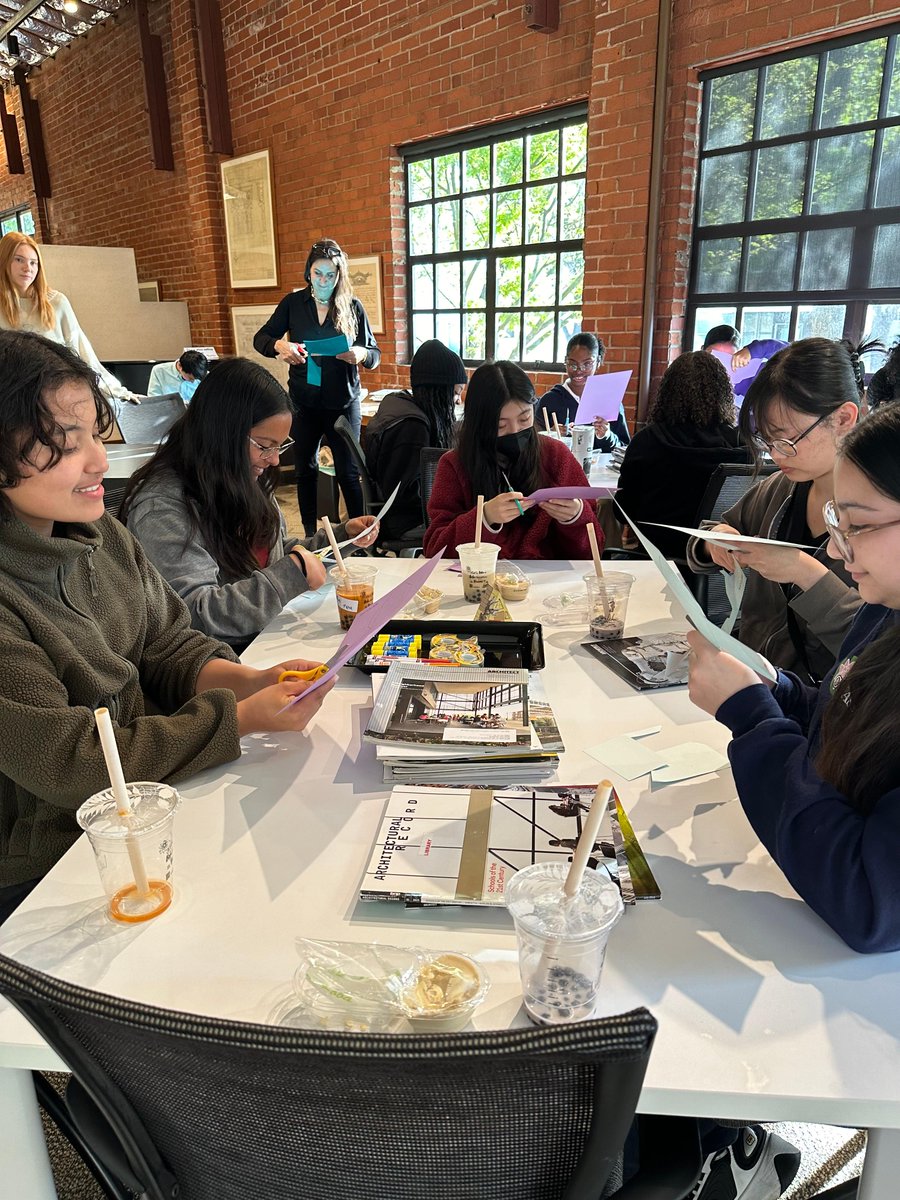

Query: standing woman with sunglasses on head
left=120, top=358, right=377, bottom=652
left=687, top=338, right=863, bottom=683
left=253, top=238, right=380, bottom=537
left=686, top=404, right=900, bottom=952
left=536, top=332, right=630, bottom=450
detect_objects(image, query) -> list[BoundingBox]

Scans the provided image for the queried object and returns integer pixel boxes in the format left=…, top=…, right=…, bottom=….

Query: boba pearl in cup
left=330, top=562, right=378, bottom=630
left=77, top=783, right=181, bottom=923
left=456, top=542, right=501, bottom=602
left=584, top=571, right=634, bottom=641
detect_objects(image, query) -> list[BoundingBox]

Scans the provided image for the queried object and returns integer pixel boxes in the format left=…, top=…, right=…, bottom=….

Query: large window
left=401, top=106, right=587, bottom=367
left=0, top=206, right=34, bottom=236
left=688, top=27, right=900, bottom=366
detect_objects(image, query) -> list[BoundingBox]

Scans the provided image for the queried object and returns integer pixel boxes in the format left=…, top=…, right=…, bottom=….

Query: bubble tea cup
left=330, top=562, right=378, bottom=630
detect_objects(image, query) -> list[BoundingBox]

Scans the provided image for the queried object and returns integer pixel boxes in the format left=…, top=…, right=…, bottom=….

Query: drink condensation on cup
left=505, top=860, right=623, bottom=1025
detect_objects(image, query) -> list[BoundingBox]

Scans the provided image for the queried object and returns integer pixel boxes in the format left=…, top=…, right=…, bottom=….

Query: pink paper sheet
left=574, top=370, right=633, bottom=423
left=526, top=486, right=611, bottom=502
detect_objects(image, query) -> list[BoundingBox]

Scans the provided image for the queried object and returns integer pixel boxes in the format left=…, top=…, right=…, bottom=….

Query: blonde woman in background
left=0, top=231, right=138, bottom=409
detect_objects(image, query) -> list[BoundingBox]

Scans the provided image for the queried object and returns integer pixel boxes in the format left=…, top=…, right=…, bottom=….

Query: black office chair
left=0, top=953, right=702, bottom=1200
left=333, top=414, right=424, bottom=556
left=420, top=445, right=448, bottom=525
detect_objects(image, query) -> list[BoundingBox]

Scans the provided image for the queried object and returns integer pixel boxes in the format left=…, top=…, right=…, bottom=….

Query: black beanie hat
left=410, top=339, right=468, bottom=388
left=702, top=324, right=740, bottom=349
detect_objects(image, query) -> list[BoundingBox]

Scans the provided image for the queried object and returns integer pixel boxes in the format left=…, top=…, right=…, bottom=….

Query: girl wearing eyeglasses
left=120, top=358, right=377, bottom=651
left=687, top=403, right=900, bottom=952
left=687, top=338, right=863, bottom=684
left=536, top=332, right=631, bottom=450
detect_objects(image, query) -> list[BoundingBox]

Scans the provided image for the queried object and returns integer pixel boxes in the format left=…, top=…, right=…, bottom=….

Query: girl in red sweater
left=423, top=361, right=604, bottom=560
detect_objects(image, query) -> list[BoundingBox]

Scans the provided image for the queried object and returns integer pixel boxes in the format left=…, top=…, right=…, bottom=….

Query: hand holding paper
left=527, top=485, right=609, bottom=503
left=686, top=629, right=774, bottom=716
left=303, top=334, right=352, bottom=385
left=574, top=370, right=633, bottom=424
left=313, top=483, right=401, bottom=559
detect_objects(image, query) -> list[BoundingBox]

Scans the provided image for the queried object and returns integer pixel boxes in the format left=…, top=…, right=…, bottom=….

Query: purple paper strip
left=526, top=486, right=610, bottom=503
left=574, top=370, right=633, bottom=423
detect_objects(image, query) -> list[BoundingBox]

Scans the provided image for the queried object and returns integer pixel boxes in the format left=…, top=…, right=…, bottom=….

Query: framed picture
left=231, top=305, right=289, bottom=388
left=220, top=150, right=278, bottom=289
left=347, top=254, right=384, bottom=333
left=137, top=281, right=160, bottom=302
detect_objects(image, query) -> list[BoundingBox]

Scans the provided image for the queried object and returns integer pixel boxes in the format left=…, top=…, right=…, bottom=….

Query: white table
left=1, top=559, right=899, bottom=1198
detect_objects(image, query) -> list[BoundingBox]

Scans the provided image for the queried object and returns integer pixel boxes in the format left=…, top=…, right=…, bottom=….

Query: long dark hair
left=119, top=358, right=293, bottom=578
left=409, top=385, right=456, bottom=449
left=739, top=337, right=860, bottom=468
left=456, top=362, right=543, bottom=499
left=817, top=404, right=900, bottom=811
left=649, top=351, right=735, bottom=427
left=0, top=330, right=112, bottom=521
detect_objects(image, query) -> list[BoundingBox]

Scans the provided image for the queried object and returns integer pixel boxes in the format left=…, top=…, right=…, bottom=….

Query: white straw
left=322, top=515, right=346, bottom=574
left=94, top=708, right=151, bottom=898
left=564, top=781, right=613, bottom=898
left=474, top=495, right=484, bottom=550
left=586, top=523, right=610, bottom=619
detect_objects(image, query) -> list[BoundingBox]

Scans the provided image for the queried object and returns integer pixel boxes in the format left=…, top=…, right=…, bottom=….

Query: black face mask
left=496, top=428, right=532, bottom=461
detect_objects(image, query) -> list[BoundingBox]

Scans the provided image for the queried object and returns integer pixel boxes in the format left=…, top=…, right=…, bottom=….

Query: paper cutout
left=616, top=503, right=777, bottom=682
left=313, top=482, right=401, bottom=559
left=575, top=370, right=633, bottom=423
left=475, top=587, right=512, bottom=622
left=282, top=549, right=447, bottom=705
left=527, top=485, right=610, bottom=503
left=626, top=725, right=662, bottom=739
left=709, top=349, right=765, bottom=398
left=721, top=565, right=745, bottom=636
left=302, top=334, right=352, bottom=386
left=587, top=735, right=668, bottom=780
left=645, top=522, right=814, bottom=551
left=650, top=743, right=729, bottom=783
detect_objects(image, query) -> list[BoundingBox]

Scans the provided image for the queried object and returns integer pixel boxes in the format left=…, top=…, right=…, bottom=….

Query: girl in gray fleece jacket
left=120, top=358, right=377, bottom=651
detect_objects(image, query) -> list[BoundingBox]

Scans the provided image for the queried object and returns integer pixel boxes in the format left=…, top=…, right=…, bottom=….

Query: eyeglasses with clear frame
left=247, top=435, right=295, bottom=461
left=752, top=411, right=829, bottom=457
left=823, top=498, right=900, bottom=564
left=564, top=357, right=598, bottom=375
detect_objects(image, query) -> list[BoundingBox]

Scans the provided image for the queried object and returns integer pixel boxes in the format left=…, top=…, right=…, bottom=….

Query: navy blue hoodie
left=536, top=382, right=630, bottom=451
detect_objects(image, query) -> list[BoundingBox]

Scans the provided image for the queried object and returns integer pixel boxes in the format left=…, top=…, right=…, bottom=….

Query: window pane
left=1, top=216, right=17, bottom=235
left=494, top=190, right=523, bottom=246
left=752, top=143, right=807, bottom=219
left=795, top=304, right=847, bottom=340
left=496, top=312, right=521, bottom=360
left=696, top=238, right=742, bottom=292
left=810, top=131, right=875, bottom=214
left=463, top=145, right=490, bottom=192
left=435, top=199, right=460, bottom=252
left=525, top=183, right=558, bottom=243
left=888, top=41, right=900, bottom=117
left=698, top=152, right=750, bottom=226
left=865, top=304, right=900, bottom=360
left=820, top=40, right=886, bottom=128
left=799, top=228, right=852, bottom=290
left=497, top=256, right=522, bottom=306
left=19, top=211, right=34, bottom=235
left=434, top=153, right=460, bottom=197
left=436, top=261, right=461, bottom=309
left=704, top=70, right=757, bottom=150
left=412, top=264, right=434, bottom=309
left=557, top=311, right=582, bottom=360
left=494, top=138, right=523, bottom=186
left=745, top=232, right=798, bottom=291
left=760, top=57, right=817, bottom=139
left=412, top=313, right=434, bottom=349
left=875, top=128, right=900, bottom=208
left=463, top=311, right=486, bottom=359
left=741, top=306, right=791, bottom=342
left=527, top=128, right=559, bottom=180
left=872, top=224, right=900, bottom=287
left=560, top=178, right=585, bottom=239
left=524, top=311, right=555, bottom=362
left=524, top=253, right=556, bottom=306
left=409, top=204, right=433, bottom=255
left=436, top=313, right=462, bottom=355
left=463, top=194, right=490, bottom=249
left=559, top=250, right=584, bottom=305
left=693, top=306, right=738, bottom=350
left=408, top=160, right=432, bottom=202
left=562, top=123, right=587, bottom=174
left=462, top=258, right=487, bottom=309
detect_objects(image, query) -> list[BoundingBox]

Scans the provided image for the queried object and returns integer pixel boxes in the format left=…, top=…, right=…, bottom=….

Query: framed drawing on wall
left=231, top=305, right=289, bottom=388
left=221, top=150, right=278, bottom=288
left=347, top=254, right=384, bottom=333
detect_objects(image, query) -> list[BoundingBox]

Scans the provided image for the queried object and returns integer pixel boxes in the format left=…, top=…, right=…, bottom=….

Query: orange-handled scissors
left=278, top=665, right=329, bottom=684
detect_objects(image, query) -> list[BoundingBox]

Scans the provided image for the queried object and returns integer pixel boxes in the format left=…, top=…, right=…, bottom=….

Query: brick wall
left=1, top=0, right=897, bottom=418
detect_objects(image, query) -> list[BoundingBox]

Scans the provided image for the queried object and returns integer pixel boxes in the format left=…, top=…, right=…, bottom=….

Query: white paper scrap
left=721, top=564, right=746, bottom=636
left=587, top=735, right=668, bottom=780
left=313, top=482, right=401, bottom=558
left=645, top=522, right=814, bottom=551
left=650, top=743, right=729, bottom=784
left=625, top=725, right=662, bottom=739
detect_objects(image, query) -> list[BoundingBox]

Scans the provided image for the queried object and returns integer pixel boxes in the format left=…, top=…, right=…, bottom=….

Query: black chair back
left=419, top=445, right=448, bottom=525
left=332, top=413, right=381, bottom=516
left=0, top=952, right=659, bottom=1200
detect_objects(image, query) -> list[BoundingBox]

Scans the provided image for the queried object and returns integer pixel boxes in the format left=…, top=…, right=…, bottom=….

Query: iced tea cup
left=570, top=425, right=595, bottom=471
left=584, top=571, right=633, bottom=641
left=330, top=562, right=378, bottom=630
left=76, top=783, right=181, bottom=923
left=505, top=861, right=623, bottom=1025
left=456, top=542, right=500, bottom=602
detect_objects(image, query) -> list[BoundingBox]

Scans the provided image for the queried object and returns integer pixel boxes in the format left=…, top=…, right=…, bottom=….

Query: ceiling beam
left=0, top=0, right=49, bottom=43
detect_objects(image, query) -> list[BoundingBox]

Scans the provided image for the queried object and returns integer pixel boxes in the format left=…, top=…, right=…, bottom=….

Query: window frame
left=0, top=206, right=35, bottom=236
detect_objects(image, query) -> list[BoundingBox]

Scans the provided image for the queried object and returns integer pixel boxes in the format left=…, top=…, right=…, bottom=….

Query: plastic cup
left=570, top=425, right=595, bottom=471
left=583, top=571, right=634, bottom=641
left=505, top=861, right=623, bottom=1025
left=76, top=782, right=181, bottom=923
left=330, top=561, right=378, bottom=630
left=456, top=541, right=501, bottom=602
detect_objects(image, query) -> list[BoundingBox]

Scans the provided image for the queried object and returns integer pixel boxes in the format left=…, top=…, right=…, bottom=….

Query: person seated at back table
left=867, top=336, right=900, bottom=409
left=147, top=349, right=209, bottom=402
left=616, top=351, right=751, bottom=563
left=537, top=332, right=630, bottom=451
left=0, top=331, right=334, bottom=925
left=423, top=360, right=604, bottom=560
left=120, top=357, right=378, bottom=652
left=363, top=339, right=466, bottom=542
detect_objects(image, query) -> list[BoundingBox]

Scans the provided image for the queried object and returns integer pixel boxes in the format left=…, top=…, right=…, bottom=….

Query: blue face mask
left=310, top=262, right=338, bottom=303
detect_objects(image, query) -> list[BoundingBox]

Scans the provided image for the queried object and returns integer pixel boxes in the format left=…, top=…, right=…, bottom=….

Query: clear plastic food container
left=495, top=562, right=531, bottom=602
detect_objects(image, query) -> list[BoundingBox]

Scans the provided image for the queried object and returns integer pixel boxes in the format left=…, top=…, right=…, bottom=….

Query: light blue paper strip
left=721, top=565, right=746, bottom=636
left=616, top=503, right=777, bottom=682
left=303, top=334, right=352, bottom=386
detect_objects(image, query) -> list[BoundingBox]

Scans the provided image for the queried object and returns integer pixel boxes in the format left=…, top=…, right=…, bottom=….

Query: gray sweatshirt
left=124, top=472, right=349, bottom=645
